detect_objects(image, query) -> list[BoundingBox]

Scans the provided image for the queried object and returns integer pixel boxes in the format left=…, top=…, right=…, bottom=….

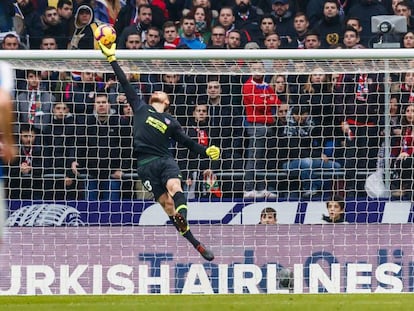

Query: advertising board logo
left=6, top=204, right=84, bottom=226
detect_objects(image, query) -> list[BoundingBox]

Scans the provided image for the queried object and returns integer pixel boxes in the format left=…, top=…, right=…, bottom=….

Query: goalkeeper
left=99, top=42, right=219, bottom=261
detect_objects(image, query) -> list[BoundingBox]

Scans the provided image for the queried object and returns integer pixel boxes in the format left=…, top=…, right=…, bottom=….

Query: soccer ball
left=94, top=24, right=116, bottom=47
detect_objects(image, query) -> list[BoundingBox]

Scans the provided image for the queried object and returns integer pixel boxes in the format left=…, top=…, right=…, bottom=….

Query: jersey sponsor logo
left=146, top=116, right=168, bottom=133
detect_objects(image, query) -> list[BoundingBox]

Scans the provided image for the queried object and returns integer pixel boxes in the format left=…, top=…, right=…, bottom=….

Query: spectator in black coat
left=114, top=0, right=166, bottom=36
left=43, top=102, right=80, bottom=200
left=312, top=0, right=343, bottom=48
left=7, top=124, right=44, bottom=200
left=41, top=6, right=69, bottom=49
left=72, top=93, right=122, bottom=201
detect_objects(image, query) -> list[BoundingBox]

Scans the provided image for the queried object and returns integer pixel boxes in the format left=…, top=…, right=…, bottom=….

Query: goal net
left=0, top=48, right=413, bottom=294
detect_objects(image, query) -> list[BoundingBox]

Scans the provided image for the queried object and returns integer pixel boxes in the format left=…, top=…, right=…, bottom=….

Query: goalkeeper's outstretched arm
left=98, top=42, right=141, bottom=112
left=174, top=127, right=221, bottom=161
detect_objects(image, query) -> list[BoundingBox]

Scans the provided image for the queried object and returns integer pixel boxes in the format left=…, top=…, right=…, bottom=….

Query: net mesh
left=6, top=57, right=414, bottom=75
left=1, top=50, right=412, bottom=202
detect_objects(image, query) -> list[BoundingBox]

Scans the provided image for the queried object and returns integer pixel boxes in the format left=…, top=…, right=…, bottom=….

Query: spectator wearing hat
left=69, top=4, right=99, bottom=49
left=271, top=0, right=295, bottom=42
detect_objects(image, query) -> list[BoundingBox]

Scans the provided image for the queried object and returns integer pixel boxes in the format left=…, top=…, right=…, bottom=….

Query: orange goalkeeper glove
left=98, top=41, right=117, bottom=63
left=206, top=145, right=220, bottom=160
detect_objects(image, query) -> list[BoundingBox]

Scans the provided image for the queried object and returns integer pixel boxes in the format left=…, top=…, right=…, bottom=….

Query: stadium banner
left=7, top=200, right=414, bottom=225
left=0, top=225, right=413, bottom=295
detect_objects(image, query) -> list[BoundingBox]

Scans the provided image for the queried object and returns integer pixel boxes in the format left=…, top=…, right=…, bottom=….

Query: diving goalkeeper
left=99, top=42, right=219, bottom=261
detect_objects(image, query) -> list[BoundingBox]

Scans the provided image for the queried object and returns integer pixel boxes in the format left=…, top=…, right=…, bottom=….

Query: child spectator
left=259, top=207, right=277, bottom=224
left=322, top=195, right=346, bottom=223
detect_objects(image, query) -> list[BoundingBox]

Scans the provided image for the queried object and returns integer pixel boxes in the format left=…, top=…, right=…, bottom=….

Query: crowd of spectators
left=1, top=1, right=413, bottom=50
left=2, top=0, right=414, bottom=201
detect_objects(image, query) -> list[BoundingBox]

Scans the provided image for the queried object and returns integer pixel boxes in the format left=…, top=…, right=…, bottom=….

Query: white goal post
left=1, top=48, right=414, bottom=73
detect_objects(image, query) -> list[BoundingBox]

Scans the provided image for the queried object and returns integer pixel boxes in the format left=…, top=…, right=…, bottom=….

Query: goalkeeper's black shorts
left=137, top=156, right=183, bottom=200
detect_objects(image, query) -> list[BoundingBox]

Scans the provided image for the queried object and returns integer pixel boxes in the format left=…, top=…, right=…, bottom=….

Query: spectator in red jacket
left=242, top=60, right=281, bottom=199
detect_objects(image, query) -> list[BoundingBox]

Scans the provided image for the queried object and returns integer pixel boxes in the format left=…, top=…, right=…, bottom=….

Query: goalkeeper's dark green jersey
left=110, top=61, right=207, bottom=165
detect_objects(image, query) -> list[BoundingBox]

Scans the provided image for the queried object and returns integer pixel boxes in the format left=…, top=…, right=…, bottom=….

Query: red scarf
left=196, top=128, right=208, bottom=146
left=355, top=74, right=368, bottom=102
left=29, top=89, right=41, bottom=124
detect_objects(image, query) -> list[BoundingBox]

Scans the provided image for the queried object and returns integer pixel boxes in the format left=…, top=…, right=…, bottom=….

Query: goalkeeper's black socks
left=170, top=191, right=202, bottom=249
left=168, top=215, right=199, bottom=248
left=173, top=192, right=187, bottom=219
left=169, top=215, right=181, bottom=232
left=183, top=230, right=200, bottom=249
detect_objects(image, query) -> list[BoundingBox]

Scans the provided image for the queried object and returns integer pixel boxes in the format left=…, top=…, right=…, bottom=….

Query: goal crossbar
left=1, top=49, right=414, bottom=74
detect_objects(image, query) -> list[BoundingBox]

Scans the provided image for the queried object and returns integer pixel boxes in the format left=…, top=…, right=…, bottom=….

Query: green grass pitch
left=0, top=294, right=412, bottom=311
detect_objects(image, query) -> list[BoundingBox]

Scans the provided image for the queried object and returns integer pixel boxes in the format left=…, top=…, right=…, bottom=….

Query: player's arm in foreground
left=0, top=89, right=17, bottom=163
left=0, top=84, right=17, bottom=243
left=98, top=42, right=141, bottom=111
